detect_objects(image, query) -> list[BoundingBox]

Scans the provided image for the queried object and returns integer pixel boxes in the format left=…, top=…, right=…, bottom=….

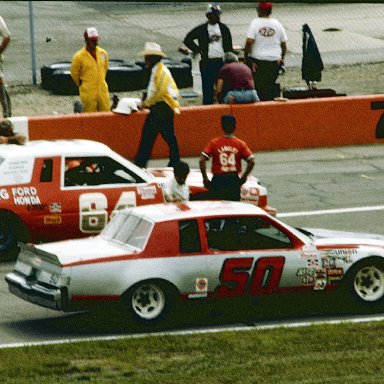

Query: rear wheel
left=0, top=212, right=30, bottom=262
left=121, top=280, right=178, bottom=326
left=344, top=258, right=384, bottom=305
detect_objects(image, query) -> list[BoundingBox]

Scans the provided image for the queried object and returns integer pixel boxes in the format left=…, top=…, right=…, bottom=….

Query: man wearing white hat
left=134, top=42, right=181, bottom=168
left=70, top=27, right=110, bottom=113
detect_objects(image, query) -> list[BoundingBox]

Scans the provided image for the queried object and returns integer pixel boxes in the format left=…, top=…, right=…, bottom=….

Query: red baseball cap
left=84, top=27, right=99, bottom=41
left=257, top=2, right=273, bottom=10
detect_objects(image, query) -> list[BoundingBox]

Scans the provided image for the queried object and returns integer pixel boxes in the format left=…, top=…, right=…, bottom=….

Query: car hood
left=302, top=227, right=384, bottom=247
left=37, top=236, right=134, bottom=266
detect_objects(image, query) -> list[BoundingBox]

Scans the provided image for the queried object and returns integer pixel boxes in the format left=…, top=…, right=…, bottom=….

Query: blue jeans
left=223, top=89, right=260, bottom=104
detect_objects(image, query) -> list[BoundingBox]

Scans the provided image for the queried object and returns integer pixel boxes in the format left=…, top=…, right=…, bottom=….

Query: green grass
left=1, top=321, right=384, bottom=383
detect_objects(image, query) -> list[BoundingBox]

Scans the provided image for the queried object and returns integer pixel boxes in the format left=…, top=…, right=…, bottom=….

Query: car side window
left=40, top=159, right=53, bottom=182
left=179, top=220, right=201, bottom=253
left=205, top=216, right=292, bottom=251
left=64, top=156, right=145, bottom=186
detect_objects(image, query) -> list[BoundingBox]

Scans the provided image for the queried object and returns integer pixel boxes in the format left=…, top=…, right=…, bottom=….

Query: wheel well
left=123, top=278, right=180, bottom=300
left=343, top=256, right=384, bottom=284
left=0, top=210, right=31, bottom=242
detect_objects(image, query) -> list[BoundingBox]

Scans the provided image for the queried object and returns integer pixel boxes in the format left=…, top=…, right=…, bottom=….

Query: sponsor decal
left=314, top=278, right=326, bottom=290
left=307, top=259, right=319, bottom=268
left=137, top=185, right=157, bottom=200
left=322, top=256, right=337, bottom=268
left=0, top=188, right=9, bottom=200
left=297, top=268, right=316, bottom=276
left=300, top=245, right=318, bottom=259
left=196, top=278, right=208, bottom=292
left=321, top=249, right=356, bottom=264
left=301, top=275, right=315, bottom=286
left=11, top=186, right=41, bottom=206
left=327, top=267, right=344, bottom=284
left=44, top=215, right=62, bottom=225
left=188, top=292, right=208, bottom=299
left=240, top=186, right=259, bottom=202
left=50, top=202, right=62, bottom=213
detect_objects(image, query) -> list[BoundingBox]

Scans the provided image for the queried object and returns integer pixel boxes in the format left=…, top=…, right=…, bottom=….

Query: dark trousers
left=191, top=173, right=241, bottom=202
left=251, top=59, right=279, bottom=101
left=134, top=102, right=180, bottom=168
left=200, top=59, right=224, bottom=105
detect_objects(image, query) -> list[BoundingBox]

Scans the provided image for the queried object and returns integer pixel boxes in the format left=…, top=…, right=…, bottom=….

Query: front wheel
left=0, top=212, right=30, bottom=262
left=121, top=280, right=178, bottom=326
left=344, top=258, right=384, bottom=305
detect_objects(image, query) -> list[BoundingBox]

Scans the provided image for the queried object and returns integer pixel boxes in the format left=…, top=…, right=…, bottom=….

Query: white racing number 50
left=79, top=192, right=137, bottom=233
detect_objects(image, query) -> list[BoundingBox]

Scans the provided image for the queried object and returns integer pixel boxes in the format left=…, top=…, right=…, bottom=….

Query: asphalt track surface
left=1, top=144, right=384, bottom=347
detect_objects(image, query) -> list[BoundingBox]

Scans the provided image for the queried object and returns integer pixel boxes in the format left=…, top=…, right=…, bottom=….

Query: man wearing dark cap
left=70, top=27, right=110, bottom=112
left=199, top=114, right=255, bottom=201
left=244, top=2, right=287, bottom=101
left=183, top=3, right=233, bottom=105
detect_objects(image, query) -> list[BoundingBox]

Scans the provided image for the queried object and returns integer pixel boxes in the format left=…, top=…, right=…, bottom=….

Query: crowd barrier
left=24, top=94, right=384, bottom=160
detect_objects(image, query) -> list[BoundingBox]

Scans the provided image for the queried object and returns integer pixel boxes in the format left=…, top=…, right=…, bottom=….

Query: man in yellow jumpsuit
left=70, top=27, right=110, bottom=112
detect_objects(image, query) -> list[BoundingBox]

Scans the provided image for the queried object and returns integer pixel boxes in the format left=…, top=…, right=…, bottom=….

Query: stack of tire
left=41, top=58, right=192, bottom=96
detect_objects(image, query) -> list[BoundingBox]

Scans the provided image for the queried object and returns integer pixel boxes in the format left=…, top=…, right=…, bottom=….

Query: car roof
left=126, top=201, right=266, bottom=222
left=0, top=140, right=113, bottom=158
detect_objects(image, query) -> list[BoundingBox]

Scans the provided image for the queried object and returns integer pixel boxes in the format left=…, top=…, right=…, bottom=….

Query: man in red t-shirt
left=199, top=114, right=255, bottom=201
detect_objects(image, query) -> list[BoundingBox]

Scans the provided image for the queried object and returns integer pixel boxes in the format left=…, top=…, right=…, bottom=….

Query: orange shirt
left=202, top=135, right=254, bottom=174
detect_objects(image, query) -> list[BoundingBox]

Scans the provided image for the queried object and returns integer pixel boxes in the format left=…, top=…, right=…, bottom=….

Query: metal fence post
left=29, top=1, right=37, bottom=85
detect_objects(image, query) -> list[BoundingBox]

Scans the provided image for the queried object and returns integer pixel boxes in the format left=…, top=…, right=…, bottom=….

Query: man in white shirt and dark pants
left=244, top=2, right=287, bottom=101
left=183, top=3, right=233, bottom=105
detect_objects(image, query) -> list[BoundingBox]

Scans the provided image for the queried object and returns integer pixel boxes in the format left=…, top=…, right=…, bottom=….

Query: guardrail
left=20, top=94, right=384, bottom=159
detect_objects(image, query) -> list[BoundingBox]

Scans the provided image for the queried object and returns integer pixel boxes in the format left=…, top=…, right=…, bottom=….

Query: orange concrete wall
left=27, top=95, right=384, bottom=159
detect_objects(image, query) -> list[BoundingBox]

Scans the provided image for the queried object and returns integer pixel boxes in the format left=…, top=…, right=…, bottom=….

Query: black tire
left=120, top=280, right=178, bottom=326
left=40, top=62, right=71, bottom=91
left=0, top=211, right=30, bottom=262
left=107, top=64, right=146, bottom=92
left=51, top=69, right=79, bottom=95
left=167, top=62, right=192, bottom=89
left=342, top=257, right=384, bottom=305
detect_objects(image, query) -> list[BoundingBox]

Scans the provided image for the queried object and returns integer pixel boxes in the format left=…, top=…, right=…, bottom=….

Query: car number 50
left=217, top=256, right=285, bottom=298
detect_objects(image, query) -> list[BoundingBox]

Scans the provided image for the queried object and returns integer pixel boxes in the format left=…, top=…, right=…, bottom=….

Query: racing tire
left=107, top=65, right=147, bottom=92
left=40, top=62, right=71, bottom=91
left=342, top=257, right=384, bottom=305
left=0, top=212, right=30, bottom=262
left=121, top=280, right=178, bottom=326
left=51, top=69, right=79, bottom=96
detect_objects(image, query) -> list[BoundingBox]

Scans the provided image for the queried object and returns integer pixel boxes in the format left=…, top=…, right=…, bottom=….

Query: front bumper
left=5, top=272, right=66, bottom=311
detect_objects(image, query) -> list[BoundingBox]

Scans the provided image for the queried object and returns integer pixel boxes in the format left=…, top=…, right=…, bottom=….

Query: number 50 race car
left=0, top=140, right=275, bottom=261
left=6, top=201, right=384, bottom=326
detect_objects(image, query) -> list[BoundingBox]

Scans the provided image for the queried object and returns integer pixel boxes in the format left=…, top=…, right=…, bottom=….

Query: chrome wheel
left=354, top=265, right=384, bottom=302
left=131, top=283, right=166, bottom=321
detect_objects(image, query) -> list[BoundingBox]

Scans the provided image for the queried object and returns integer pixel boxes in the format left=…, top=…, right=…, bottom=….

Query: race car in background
left=6, top=201, right=384, bottom=326
left=0, top=140, right=275, bottom=261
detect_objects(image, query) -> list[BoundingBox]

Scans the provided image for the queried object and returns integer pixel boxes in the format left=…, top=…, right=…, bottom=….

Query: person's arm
left=239, top=156, right=255, bottom=185
left=0, top=34, right=10, bottom=56
left=244, top=38, right=257, bottom=72
left=279, top=41, right=287, bottom=65
left=70, top=54, right=81, bottom=86
left=216, top=78, right=224, bottom=104
left=199, top=154, right=211, bottom=189
left=183, top=26, right=201, bottom=54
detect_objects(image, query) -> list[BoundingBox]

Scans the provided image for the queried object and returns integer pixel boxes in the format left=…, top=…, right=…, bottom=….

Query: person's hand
left=203, top=178, right=211, bottom=189
left=251, top=62, right=258, bottom=73
left=239, top=175, right=247, bottom=185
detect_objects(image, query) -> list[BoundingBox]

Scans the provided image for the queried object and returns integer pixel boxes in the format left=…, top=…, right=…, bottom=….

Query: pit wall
left=26, top=95, right=384, bottom=160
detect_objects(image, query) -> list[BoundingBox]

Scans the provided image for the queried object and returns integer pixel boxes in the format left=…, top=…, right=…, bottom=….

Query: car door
left=202, top=215, right=310, bottom=300
left=60, top=155, right=164, bottom=238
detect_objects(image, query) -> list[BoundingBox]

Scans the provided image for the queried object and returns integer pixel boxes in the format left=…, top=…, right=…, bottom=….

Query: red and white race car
left=0, top=140, right=275, bottom=261
left=6, top=200, right=384, bottom=326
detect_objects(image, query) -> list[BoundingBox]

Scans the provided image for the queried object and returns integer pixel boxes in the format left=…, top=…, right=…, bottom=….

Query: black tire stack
left=41, top=58, right=193, bottom=96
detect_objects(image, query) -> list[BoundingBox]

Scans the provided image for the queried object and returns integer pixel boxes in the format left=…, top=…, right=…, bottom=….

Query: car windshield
left=101, top=211, right=153, bottom=249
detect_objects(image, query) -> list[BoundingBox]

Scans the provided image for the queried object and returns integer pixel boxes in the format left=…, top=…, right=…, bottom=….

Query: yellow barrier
left=27, top=95, right=384, bottom=159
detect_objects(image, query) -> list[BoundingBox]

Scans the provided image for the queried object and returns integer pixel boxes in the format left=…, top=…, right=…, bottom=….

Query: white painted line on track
left=278, top=205, right=384, bottom=218
left=1, top=314, right=384, bottom=349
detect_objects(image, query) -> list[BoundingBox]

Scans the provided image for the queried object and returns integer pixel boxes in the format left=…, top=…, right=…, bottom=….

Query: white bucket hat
left=139, top=42, right=166, bottom=57
left=112, top=98, right=141, bottom=115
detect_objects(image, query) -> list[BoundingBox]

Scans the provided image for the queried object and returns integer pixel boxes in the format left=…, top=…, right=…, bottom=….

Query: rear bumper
left=5, top=272, right=66, bottom=311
